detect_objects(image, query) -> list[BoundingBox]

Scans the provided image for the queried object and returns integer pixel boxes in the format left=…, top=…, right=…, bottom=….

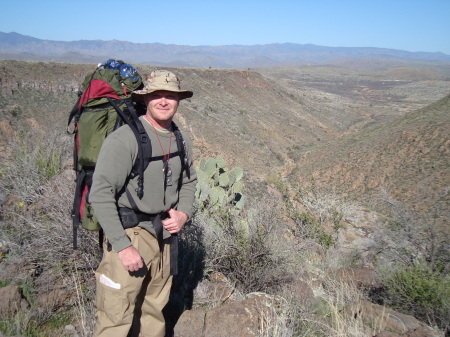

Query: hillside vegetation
left=293, top=94, right=450, bottom=219
left=0, top=60, right=449, bottom=336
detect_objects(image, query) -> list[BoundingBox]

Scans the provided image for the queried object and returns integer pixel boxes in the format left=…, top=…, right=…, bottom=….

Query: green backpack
left=67, top=59, right=148, bottom=248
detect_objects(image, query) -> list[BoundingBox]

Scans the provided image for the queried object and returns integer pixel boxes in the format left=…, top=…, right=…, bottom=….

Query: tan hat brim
left=132, top=89, right=193, bottom=100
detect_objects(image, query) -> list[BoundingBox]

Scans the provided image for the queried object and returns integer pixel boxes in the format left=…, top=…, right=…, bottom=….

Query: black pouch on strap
left=119, top=207, right=155, bottom=229
left=118, top=207, right=178, bottom=275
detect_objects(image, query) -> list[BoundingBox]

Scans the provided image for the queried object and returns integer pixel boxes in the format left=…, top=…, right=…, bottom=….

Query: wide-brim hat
left=132, top=70, right=193, bottom=100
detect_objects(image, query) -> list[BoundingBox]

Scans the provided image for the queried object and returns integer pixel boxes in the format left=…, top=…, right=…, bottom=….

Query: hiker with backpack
left=88, top=70, right=197, bottom=337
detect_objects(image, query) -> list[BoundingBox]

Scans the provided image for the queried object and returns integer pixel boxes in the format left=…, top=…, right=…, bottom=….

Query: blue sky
left=1, top=0, right=449, bottom=54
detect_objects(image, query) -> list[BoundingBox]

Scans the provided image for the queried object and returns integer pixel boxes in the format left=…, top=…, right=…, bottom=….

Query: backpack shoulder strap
left=107, top=98, right=151, bottom=199
left=172, top=122, right=190, bottom=179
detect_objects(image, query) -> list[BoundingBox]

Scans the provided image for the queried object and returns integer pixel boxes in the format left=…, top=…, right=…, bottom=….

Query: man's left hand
left=162, top=209, right=188, bottom=234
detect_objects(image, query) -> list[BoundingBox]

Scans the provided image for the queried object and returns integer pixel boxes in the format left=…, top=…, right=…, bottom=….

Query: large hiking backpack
left=67, top=60, right=189, bottom=249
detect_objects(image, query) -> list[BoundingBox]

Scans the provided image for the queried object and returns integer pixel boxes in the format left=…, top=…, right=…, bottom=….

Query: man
left=89, top=70, right=197, bottom=337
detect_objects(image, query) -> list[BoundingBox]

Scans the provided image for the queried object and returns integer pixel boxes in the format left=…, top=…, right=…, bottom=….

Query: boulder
left=346, top=300, right=438, bottom=336
left=404, top=326, right=441, bottom=337
left=173, top=309, right=206, bottom=337
left=199, top=271, right=236, bottom=303
left=0, top=285, right=23, bottom=317
left=174, top=292, right=286, bottom=337
left=335, top=267, right=381, bottom=288
left=285, top=278, right=316, bottom=307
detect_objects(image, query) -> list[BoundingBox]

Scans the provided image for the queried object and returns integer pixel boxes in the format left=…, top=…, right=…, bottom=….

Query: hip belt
left=119, top=207, right=165, bottom=228
left=118, top=207, right=178, bottom=276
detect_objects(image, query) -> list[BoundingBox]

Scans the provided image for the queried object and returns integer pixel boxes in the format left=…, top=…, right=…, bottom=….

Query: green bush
left=382, top=263, right=449, bottom=330
left=293, top=211, right=334, bottom=248
left=35, top=143, right=63, bottom=181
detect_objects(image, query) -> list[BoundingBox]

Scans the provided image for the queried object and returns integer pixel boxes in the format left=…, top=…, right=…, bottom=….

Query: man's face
left=144, top=90, right=180, bottom=128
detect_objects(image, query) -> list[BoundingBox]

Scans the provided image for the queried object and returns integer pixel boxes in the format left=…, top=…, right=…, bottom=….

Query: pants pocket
left=95, top=272, right=125, bottom=323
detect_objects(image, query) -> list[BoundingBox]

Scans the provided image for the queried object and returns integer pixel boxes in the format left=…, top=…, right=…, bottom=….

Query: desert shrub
left=268, top=178, right=345, bottom=249
left=293, top=211, right=334, bottom=248
left=1, top=129, right=99, bottom=265
left=195, top=157, right=288, bottom=293
left=0, top=309, right=74, bottom=337
left=373, top=189, right=449, bottom=272
left=381, top=263, right=449, bottom=331
left=0, top=130, right=99, bottom=337
left=274, top=249, right=382, bottom=337
left=35, top=142, right=63, bottom=181
left=195, top=163, right=290, bottom=294
left=198, top=202, right=289, bottom=294
left=0, top=130, right=68, bottom=205
left=372, top=190, right=449, bottom=332
left=294, top=184, right=345, bottom=230
left=257, top=295, right=297, bottom=337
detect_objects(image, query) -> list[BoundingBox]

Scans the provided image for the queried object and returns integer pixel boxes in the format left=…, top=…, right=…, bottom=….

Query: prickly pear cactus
left=195, top=156, right=245, bottom=213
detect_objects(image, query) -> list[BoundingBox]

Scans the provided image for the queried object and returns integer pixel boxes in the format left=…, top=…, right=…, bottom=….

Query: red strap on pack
left=74, top=124, right=79, bottom=157
left=79, top=184, right=89, bottom=219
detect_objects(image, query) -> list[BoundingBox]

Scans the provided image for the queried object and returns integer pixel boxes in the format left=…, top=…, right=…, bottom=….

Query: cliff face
left=0, top=60, right=89, bottom=95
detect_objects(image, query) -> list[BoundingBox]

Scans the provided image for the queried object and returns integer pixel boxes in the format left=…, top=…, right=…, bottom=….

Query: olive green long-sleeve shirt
left=89, top=116, right=197, bottom=252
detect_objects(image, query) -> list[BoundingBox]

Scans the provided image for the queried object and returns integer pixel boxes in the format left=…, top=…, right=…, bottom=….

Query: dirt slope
left=294, top=94, right=450, bottom=218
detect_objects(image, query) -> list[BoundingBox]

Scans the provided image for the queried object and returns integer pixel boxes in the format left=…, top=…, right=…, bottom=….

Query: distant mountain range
left=1, top=31, right=450, bottom=68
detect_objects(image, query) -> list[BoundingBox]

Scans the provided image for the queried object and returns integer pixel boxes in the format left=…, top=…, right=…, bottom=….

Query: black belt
left=118, top=207, right=178, bottom=275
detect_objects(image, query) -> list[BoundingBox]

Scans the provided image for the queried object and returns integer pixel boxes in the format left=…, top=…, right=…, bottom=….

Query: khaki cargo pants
left=93, top=227, right=172, bottom=337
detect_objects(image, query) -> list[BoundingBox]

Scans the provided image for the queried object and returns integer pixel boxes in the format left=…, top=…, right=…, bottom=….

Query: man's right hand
left=117, top=245, right=144, bottom=272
